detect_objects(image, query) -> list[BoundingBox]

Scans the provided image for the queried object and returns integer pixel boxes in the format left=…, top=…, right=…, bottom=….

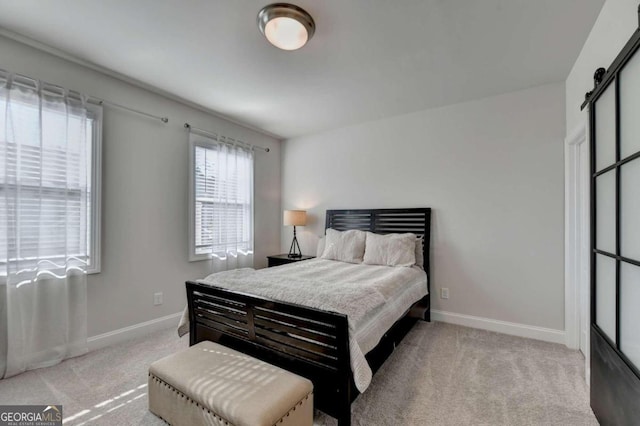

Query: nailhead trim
left=150, top=373, right=312, bottom=426
left=149, top=373, right=233, bottom=425
left=274, top=392, right=313, bottom=425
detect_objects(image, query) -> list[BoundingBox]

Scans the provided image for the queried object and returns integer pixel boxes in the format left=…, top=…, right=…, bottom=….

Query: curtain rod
left=92, top=98, right=169, bottom=123
left=0, top=68, right=169, bottom=124
left=184, top=123, right=270, bottom=153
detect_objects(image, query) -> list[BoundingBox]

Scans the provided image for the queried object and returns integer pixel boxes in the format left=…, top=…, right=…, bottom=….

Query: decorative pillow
left=363, top=232, right=416, bottom=267
left=415, top=236, right=424, bottom=269
left=321, top=229, right=366, bottom=264
left=316, top=236, right=326, bottom=258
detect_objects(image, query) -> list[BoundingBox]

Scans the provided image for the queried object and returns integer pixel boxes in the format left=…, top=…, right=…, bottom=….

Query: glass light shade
left=264, top=17, right=308, bottom=50
left=284, top=210, right=307, bottom=226
left=257, top=4, right=315, bottom=52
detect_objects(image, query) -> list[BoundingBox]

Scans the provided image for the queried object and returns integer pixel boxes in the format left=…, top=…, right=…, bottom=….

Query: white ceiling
left=0, top=0, right=603, bottom=139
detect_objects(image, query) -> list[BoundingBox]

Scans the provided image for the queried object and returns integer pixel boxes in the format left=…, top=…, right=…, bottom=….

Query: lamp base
left=288, top=226, right=302, bottom=258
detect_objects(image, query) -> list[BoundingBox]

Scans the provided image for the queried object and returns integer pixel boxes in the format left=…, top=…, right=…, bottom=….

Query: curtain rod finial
left=161, top=117, right=169, bottom=123
left=265, top=147, right=270, bottom=152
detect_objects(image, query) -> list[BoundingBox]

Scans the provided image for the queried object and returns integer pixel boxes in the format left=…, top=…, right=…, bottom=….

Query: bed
left=184, top=208, right=431, bottom=426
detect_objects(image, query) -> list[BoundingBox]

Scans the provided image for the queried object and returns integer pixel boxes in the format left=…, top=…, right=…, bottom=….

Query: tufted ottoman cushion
left=148, top=340, right=313, bottom=426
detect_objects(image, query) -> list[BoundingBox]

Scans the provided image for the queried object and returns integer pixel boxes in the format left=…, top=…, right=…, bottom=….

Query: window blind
left=193, top=143, right=253, bottom=256
left=0, top=98, right=95, bottom=267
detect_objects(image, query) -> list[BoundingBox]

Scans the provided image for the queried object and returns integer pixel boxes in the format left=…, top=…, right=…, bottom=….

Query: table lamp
left=284, top=210, right=306, bottom=258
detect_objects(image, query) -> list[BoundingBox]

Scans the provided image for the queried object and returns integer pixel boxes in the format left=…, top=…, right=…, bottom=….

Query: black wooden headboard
left=325, top=208, right=431, bottom=291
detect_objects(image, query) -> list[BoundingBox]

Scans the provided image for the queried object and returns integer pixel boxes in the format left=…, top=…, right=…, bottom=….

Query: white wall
left=282, top=83, right=565, bottom=331
left=566, top=0, right=638, bottom=134
left=0, top=35, right=282, bottom=337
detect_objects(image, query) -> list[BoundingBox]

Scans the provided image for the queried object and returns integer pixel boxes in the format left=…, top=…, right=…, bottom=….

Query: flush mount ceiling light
left=257, top=3, right=315, bottom=51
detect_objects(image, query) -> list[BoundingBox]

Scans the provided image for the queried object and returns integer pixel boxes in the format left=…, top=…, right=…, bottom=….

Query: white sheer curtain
left=191, top=132, right=254, bottom=272
left=0, top=71, right=89, bottom=378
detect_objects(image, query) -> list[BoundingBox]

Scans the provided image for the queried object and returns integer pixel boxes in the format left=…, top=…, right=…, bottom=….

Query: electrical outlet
left=153, top=292, right=163, bottom=306
left=440, top=288, right=449, bottom=299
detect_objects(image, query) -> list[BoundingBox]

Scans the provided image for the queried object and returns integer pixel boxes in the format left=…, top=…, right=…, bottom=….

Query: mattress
left=265, top=259, right=428, bottom=357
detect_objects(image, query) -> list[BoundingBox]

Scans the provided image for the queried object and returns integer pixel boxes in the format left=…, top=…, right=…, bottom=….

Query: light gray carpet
left=0, top=322, right=597, bottom=426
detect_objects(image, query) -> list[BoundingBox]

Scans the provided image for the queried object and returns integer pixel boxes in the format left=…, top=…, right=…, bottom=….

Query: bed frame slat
left=195, top=306, right=248, bottom=330
left=193, top=291, right=247, bottom=312
left=253, top=335, right=340, bottom=370
left=253, top=316, right=337, bottom=345
left=254, top=327, right=339, bottom=359
left=376, top=225, right=425, bottom=228
left=196, top=315, right=249, bottom=339
left=254, top=306, right=338, bottom=335
left=330, top=226, right=370, bottom=229
left=194, top=300, right=248, bottom=323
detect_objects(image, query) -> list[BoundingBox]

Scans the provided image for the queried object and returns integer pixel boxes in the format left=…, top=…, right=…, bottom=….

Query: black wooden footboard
left=187, top=280, right=430, bottom=426
left=186, top=281, right=353, bottom=424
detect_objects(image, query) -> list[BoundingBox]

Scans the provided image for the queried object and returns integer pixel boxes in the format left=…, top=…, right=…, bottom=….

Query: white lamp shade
left=284, top=210, right=307, bottom=226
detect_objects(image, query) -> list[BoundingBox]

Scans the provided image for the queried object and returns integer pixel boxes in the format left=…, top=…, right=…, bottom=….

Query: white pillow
left=363, top=232, right=416, bottom=267
left=415, top=236, right=424, bottom=269
left=316, top=236, right=326, bottom=258
left=321, top=229, right=366, bottom=264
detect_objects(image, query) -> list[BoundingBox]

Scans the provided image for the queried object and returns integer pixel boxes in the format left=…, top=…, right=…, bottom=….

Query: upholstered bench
left=148, top=340, right=313, bottom=426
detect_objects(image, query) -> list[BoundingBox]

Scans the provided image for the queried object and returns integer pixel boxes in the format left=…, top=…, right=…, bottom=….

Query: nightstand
left=267, top=254, right=315, bottom=267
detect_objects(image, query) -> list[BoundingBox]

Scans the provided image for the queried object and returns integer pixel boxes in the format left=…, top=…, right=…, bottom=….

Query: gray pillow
left=363, top=232, right=416, bottom=267
left=321, top=229, right=366, bottom=263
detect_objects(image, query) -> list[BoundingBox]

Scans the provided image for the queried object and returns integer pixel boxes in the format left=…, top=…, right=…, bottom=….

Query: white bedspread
left=177, top=258, right=427, bottom=392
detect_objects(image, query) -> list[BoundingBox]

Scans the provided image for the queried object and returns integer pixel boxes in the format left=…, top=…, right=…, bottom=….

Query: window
left=189, top=133, right=253, bottom=261
left=0, top=91, right=102, bottom=274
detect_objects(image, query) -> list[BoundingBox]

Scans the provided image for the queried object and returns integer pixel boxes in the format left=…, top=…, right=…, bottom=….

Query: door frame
left=564, top=118, right=590, bottom=382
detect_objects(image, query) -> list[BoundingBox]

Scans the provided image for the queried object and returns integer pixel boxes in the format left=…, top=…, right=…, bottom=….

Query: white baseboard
left=87, top=312, right=183, bottom=352
left=431, top=309, right=566, bottom=344
left=585, top=366, right=591, bottom=386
